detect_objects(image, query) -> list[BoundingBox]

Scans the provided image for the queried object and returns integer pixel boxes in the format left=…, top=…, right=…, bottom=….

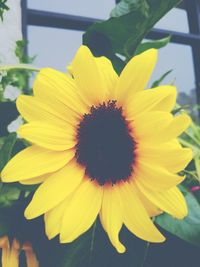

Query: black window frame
left=21, top=0, right=200, bottom=106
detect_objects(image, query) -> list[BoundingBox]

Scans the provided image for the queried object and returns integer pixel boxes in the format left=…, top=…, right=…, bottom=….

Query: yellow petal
left=125, top=85, right=177, bottom=119
left=135, top=186, right=162, bottom=217
left=70, top=45, right=107, bottom=106
left=162, top=113, right=191, bottom=142
left=150, top=87, right=177, bottom=112
left=16, top=95, right=71, bottom=127
left=136, top=183, right=188, bottom=219
left=45, top=195, right=71, bottom=239
left=60, top=179, right=103, bottom=243
left=100, top=185, right=125, bottom=253
left=116, top=49, right=157, bottom=104
left=132, top=111, right=173, bottom=143
left=33, top=68, right=88, bottom=117
left=137, top=143, right=192, bottom=173
left=135, top=160, right=184, bottom=191
left=1, top=146, right=75, bottom=182
left=95, top=56, right=118, bottom=98
left=69, top=54, right=118, bottom=98
left=25, top=159, right=85, bottom=219
left=132, top=112, right=191, bottom=144
left=20, top=175, right=47, bottom=185
left=18, top=121, right=76, bottom=151
left=119, top=181, right=165, bottom=242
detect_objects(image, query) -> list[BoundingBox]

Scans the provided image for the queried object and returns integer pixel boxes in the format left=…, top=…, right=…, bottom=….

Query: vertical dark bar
left=20, top=0, right=29, bottom=94
left=21, top=0, right=28, bottom=54
left=185, top=0, right=200, bottom=107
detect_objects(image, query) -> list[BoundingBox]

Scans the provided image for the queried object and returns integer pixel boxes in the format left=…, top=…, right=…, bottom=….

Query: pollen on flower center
left=75, top=100, right=135, bottom=185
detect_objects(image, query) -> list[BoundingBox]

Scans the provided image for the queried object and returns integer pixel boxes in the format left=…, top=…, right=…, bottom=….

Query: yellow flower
left=1, top=46, right=192, bottom=253
left=0, top=236, right=39, bottom=267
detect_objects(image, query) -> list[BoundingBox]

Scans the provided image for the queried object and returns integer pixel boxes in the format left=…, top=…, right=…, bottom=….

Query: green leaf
left=60, top=227, right=94, bottom=267
left=135, top=36, right=171, bottom=55
left=0, top=134, right=20, bottom=208
left=83, top=0, right=181, bottom=67
left=155, top=188, right=200, bottom=247
left=0, top=133, right=16, bottom=170
left=151, top=69, right=172, bottom=88
left=110, top=0, right=150, bottom=18
left=0, top=184, right=20, bottom=207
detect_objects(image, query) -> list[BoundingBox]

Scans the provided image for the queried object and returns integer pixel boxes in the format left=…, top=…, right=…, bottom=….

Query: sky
left=27, top=1, right=195, bottom=96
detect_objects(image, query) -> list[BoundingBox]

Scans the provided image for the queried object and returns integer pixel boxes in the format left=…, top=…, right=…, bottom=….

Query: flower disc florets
left=75, top=101, right=135, bottom=185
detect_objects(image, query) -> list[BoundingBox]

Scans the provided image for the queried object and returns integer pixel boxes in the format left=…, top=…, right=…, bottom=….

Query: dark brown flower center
left=75, top=101, right=135, bottom=185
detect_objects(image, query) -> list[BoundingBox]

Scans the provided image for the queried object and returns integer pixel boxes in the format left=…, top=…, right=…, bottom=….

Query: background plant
left=0, top=0, right=9, bottom=21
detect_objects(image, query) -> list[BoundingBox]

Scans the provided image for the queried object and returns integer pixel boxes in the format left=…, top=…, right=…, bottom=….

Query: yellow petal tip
left=149, top=230, right=166, bottom=243
left=150, top=232, right=166, bottom=243
left=0, top=169, right=10, bottom=183
left=116, top=244, right=126, bottom=254
left=144, top=48, right=158, bottom=59
left=159, top=235, right=166, bottom=243
left=45, top=230, right=56, bottom=240
left=24, top=206, right=37, bottom=220
left=178, top=113, right=192, bottom=131
left=59, top=237, right=69, bottom=244
left=173, top=201, right=188, bottom=219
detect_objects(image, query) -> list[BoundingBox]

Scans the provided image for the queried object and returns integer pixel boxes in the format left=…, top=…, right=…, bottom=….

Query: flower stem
left=140, top=242, right=150, bottom=267
left=88, top=221, right=97, bottom=267
left=0, top=64, right=40, bottom=72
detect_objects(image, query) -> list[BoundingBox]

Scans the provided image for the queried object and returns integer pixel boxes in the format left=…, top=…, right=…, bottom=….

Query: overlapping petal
left=70, top=46, right=108, bottom=106
left=18, top=121, right=76, bottom=151
left=25, top=159, right=85, bottom=219
left=132, top=111, right=191, bottom=143
left=125, top=85, right=177, bottom=119
left=136, top=182, right=188, bottom=219
left=100, top=184, right=125, bottom=253
left=17, top=95, right=70, bottom=126
left=33, top=67, right=89, bottom=118
left=60, top=179, right=103, bottom=243
left=136, top=187, right=162, bottom=217
left=116, top=49, right=157, bottom=104
left=45, top=195, right=72, bottom=240
left=131, top=111, right=173, bottom=142
left=162, top=113, right=191, bottom=142
left=134, top=160, right=184, bottom=191
left=119, top=181, right=165, bottom=242
left=94, top=56, right=118, bottom=98
left=20, top=175, right=47, bottom=185
left=137, top=142, right=192, bottom=173
left=1, top=146, right=75, bottom=182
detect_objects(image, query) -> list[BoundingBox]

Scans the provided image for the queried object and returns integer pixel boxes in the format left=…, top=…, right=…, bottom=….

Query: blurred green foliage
left=0, top=41, right=35, bottom=137
left=0, top=0, right=9, bottom=21
left=0, top=40, right=35, bottom=98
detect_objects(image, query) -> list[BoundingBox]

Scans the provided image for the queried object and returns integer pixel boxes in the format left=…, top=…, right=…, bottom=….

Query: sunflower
left=1, top=46, right=192, bottom=253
